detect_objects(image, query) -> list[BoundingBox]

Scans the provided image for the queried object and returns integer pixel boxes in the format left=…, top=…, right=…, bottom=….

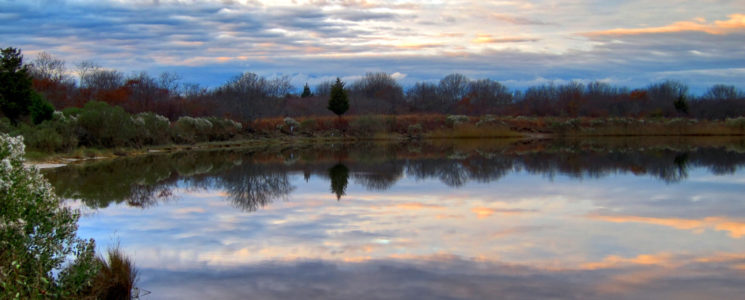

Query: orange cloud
left=580, top=253, right=675, bottom=270
left=585, top=14, right=745, bottom=36
left=472, top=34, right=538, bottom=44
left=590, top=215, right=745, bottom=238
left=471, top=207, right=536, bottom=218
left=393, top=202, right=445, bottom=210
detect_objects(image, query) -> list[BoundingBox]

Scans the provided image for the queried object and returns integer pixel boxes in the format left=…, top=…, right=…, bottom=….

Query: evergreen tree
left=30, top=92, right=54, bottom=124
left=301, top=83, right=312, bottom=98
left=327, top=77, right=349, bottom=117
left=0, top=47, right=33, bottom=124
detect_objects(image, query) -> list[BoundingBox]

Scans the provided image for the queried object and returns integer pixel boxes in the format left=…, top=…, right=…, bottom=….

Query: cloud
left=589, top=214, right=745, bottom=238
left=472, top=34, right=539, bottom=44
left=2, top=0, right=743, bottom=94
left=471, top=207, right=537, bottom=218
left=492, top=13, right=553, bottom=26
left=136, top=255, right=745, bottom=300
left=585, top=14, right=745, bottom=36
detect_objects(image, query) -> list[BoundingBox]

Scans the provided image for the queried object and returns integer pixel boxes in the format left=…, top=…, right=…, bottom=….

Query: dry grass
left=425, top=123, right=523, bottom=139
left=90, top=247, right=138, bottom=300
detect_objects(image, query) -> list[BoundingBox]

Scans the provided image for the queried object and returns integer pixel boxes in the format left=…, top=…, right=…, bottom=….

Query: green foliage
left=17, top=123, right=65, bottom=153
left=0, top=134, right=98, bottom=298
left=0, top=48, right=33, bottom=123
left=0, top=118, right=11, bottom=134
left=301, top=83, right=312, bottom=98
left=204, top=117, right=242, bottom=141
left=327, top=78, right=349, bottom=117
left=133, top=112, right=171, bottom=146
left=29, top=92, right=54, bottom=125
left=173, top=116, right=213, bottom=143
left=77, top=101, right=137, bottom=148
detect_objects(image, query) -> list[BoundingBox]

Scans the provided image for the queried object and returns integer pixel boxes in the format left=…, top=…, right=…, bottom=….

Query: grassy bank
left=7, top=108, right=745, bottom=163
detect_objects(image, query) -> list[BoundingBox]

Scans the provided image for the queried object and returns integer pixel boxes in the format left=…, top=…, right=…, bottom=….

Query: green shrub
left=0, top=134, right=98, bottom=298
left=204, top=117, right=242, bottom=141
left=18, top=123, right=64, bottom=153
left=29, top=92, right=54, bottom=125
left=0, top=117, right=12, bottom=134
left=133, top=112, right=171, bottom=146
left=173, top=116, right=213, bottom=143
left=77, top=101, right=137, bottom=148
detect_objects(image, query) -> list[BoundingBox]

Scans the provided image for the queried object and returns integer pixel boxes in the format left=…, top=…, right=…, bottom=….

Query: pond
left=42, top=138, right=745, bottom=299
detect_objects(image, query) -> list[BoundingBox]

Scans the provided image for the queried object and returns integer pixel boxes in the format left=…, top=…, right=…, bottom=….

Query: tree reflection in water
left=217, top=164, right=294, bottom=212
left=328, top=163, right=349, bottom=200
left=43, top=139, right=745, bottom=212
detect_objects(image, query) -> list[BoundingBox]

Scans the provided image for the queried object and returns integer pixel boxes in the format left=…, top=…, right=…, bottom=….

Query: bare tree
left=703, top=84, right=741, bottom=101
left=350, top=72, right=405, bottom=114
left=439, top=73, right=470, bottom=108
left=29, top=52, right=68, bottom=83
left=75, top=60, right=99, bottom=88
left=315, top=80, right=334, bottom=97
left=406, top=82, right=440, bottom=113
left=467, top=79, right=512, bottom=110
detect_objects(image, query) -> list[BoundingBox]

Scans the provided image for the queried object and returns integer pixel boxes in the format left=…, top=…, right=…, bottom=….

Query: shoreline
left=25, top=131, right=745, bottom=169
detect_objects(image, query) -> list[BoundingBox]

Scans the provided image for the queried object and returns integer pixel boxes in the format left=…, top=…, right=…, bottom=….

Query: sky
left=2, top=0, right=745, bottom=93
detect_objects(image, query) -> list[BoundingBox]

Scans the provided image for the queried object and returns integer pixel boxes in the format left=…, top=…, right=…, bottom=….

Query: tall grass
left=90, top=247, right=138, bottom=300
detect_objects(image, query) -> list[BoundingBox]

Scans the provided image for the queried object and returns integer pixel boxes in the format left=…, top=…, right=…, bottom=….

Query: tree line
left=3, top=47, right=745, bottom=125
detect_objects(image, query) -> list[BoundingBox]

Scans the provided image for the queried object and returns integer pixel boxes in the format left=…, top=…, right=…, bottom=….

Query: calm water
left=43, top=139, right=745, bottom=299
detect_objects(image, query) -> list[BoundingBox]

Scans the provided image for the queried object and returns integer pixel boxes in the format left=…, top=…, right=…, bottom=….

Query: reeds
left=90, top=247, right=138, bottom=300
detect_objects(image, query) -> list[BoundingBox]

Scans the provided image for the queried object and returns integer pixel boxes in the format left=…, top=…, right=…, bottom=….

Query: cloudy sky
left=2, top=0, right=744, bottom=93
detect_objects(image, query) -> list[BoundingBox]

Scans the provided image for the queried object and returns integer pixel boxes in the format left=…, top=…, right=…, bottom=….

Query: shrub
left=90, top=248, right=138, bottom=300
left=77, top=101, right=137, bottom=148
left=283, top=117, right=300, bottom=134
left=0, top=117, right=12, bottom=134
left=350, top=115, right=386, bottom=136
left=0, top=134, right=99, bottom=298
left=29, top=92, right=54, bottom=125
left=133, top=112, right=171, bottom=146
left=18, top=123, right=64, bottom=153
left=475, top=115, right=497, bottom=127
left=299, top=118, right=317, bottom=132
left=726, top=117, right=745, bottom=130
left=445, top=115, right=469, bottom=127
left=205, top=117, right=242, bottom=141
left=173, top=116, right=213, bottom=143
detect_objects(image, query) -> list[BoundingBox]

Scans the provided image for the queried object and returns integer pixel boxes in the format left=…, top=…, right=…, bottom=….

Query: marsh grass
left=426, top=123, right=522, bottom=139
left=90, top=247, right=138, bottom=300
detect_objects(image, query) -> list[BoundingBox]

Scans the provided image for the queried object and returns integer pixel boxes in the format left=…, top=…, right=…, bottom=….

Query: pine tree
left=327, top=77, right=349, bottom=117
left=0, top=47, right=33, bottom=124
left=301, top=83, right=312, bottom=98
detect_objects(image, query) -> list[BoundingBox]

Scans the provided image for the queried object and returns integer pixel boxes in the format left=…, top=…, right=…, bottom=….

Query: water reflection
left=328, top=163, right=349, bottom=200
left=41, top=138, right=745, bottom=299
left=44, top=138, right=745, bottom=211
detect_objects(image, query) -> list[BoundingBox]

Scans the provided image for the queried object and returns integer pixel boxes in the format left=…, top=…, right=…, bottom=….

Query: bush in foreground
left=0, top=134, right=137, bottom=299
